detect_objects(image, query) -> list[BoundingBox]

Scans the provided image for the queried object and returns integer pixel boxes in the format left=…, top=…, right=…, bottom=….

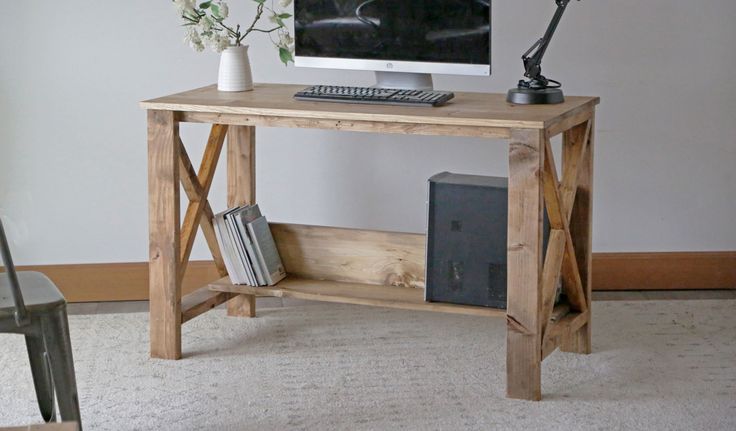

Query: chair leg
left=42, top=307, right=82, bottom=429
left=25, top=334, right=56, bottom=422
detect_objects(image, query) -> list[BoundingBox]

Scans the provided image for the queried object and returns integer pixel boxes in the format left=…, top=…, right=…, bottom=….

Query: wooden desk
left=141, top=84, right=599, bottom=401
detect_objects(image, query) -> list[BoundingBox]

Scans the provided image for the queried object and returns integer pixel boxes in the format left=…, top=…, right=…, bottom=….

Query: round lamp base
left=506, top=88, right=565, bottom=105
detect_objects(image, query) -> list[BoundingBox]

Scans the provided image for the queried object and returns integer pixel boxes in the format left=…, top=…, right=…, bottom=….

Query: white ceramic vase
left=218, top=45, right=253, bottom=92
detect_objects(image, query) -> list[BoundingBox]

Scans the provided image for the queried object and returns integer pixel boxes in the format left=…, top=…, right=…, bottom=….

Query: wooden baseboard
left=6, top=252, right=734, bottom=302
left=592, top=251, right=736, bottom=291
left=10, top=261, right=222, bottom=303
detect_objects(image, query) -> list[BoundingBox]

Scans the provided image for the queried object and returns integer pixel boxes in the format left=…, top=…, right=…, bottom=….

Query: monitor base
left=373, top=71, right=434, bottom=91
left=507, top=87, right=564, bottom=105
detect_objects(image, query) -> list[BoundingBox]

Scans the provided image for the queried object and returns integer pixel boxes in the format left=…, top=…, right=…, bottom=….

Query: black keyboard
left=294, top=85, right=455, bottom=107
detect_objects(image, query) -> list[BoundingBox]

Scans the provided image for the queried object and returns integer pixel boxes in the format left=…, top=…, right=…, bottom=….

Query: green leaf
left=210, top=3, right=220, bottom=17
left=278, top=13, right=292, bottom=19
left=199, top=1, right=212, bottom=9
left=279, top=47, right=294, bottom=65
left=253, top=0, right=266, bottom=3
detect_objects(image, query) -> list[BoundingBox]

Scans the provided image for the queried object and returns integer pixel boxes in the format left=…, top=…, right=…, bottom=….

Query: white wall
left=1, top=0, right=735, bottom=265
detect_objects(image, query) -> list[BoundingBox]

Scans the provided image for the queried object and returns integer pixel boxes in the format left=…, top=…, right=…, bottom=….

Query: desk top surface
left=141, top=83, right=599, bottom=130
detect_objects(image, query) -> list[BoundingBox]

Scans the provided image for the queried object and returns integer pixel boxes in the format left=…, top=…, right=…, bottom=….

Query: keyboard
left=294, top=85, right=455, bottom=107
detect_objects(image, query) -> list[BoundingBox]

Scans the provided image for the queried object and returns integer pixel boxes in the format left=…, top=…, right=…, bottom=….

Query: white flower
left=173, top=0, right=196, bottom=15
left=217, top=1, right=229, bottom=19
left=278, top=32, right=294, bottom=48
left=198, top=16, right=214, bottom=32
left=203, top=33, right=232, bottom=53
left=184, top=27, right=205, bottom=52
left=214, top=35, right=232, bottom=52
left=279, top=0, right=293, bottom=7
left=218, top=38, right=231, bottom=52
left=202, top=32, right=217, bottom=49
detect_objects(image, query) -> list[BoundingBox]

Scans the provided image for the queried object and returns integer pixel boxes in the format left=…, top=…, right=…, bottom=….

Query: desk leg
left=148, top=110, right=182, bottom=359
left=506, top=129, right=545, bottom=401
left=226, top=125, right=257, bottom=318
left=561, top=116, right=594, bottom=353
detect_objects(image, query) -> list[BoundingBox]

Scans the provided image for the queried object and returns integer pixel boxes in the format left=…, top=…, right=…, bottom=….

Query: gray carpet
left=1, top=300, right=735, bottom=430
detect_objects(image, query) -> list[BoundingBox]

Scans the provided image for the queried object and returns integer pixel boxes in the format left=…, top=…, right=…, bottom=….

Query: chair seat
left=0, top=271, right=66, bottom=316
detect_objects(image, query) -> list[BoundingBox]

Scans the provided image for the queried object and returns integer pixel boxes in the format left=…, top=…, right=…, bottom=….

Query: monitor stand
left=373, top=71, right=434, bottom=91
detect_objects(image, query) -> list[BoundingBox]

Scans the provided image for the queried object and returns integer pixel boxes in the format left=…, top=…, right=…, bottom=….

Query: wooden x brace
left=176, top=125, right=233, bottom=322
left=540, top=119, right=593, bottom=341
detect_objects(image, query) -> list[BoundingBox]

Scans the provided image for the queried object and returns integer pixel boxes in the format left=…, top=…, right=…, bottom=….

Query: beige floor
left=65, top=289, right=736, bottom=315
left=3, top=297, right=734, bottom=430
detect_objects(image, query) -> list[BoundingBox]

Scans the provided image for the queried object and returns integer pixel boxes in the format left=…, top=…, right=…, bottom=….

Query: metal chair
left=0, top=219, right=82, bottom=429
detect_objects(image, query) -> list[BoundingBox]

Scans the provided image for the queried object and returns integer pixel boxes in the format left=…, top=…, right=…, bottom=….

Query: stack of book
left=213, top=204, right=286, bottom=286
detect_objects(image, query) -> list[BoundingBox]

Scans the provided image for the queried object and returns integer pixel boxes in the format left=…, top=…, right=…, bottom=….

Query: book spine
left=223, top=210, right=248, bottom=284
left=235, top=214, right=266, bottom=286
left=247, top=217, right=286, bottom=286
left=226, top=212, right=256, bottom=285
left=238, top=221, right=266, bottom=286
left=246, top=222, right=272, bottom=285
left=213, top=214, right=240, bottom=284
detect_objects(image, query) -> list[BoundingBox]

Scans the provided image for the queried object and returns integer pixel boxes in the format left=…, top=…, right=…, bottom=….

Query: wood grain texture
left=594, top=251, right=736, bottom=290
left=209, top=276, right=506, bottom=318
left=540, top=230, right=566, bottom=337
left=560, top=120, right=591, bottom=220
left=5, top=261, right=221, bottom=302
left=226, top=125, right=257, bottom=317
left=147, top=110, right=181, bottom=360
left=178, top=124, right=228, bottom=283
left=226, top=293, right=256, bottom=318
left=542, top=310, right=589, bottom=360
left=270, top=223, right=426, bottom=288
left=542, top=138, right=587, bottom=312
left=226, top=126, right=256, bottom=207
left=178, top=145, right=227, bottom=278
left=181, top=286, right=231, bottom=323
left=546, top=310, right=589, bottom=340
left=561, top=117, right=595, bottom=354
left=506, top=128, right=545, bottom=401
left=141, top=83, right=599, bottom=131
left=179, top=111, right=511, bottom=139
left=544, top=104, right=594, bottom=138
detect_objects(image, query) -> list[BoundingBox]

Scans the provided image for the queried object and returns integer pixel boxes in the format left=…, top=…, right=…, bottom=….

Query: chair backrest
left=0, top=219, right=29, bottom=326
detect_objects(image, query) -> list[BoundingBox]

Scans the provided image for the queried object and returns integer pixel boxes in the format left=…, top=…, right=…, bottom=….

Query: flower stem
left=239, top=3, right=265, bottom=44
left=251, top=27, right=281, bottom=34
left=218, top=20, right=240, bottom=40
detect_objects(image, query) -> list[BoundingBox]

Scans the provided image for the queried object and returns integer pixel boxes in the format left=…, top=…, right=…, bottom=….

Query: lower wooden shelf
left=208, top=276, right=508, bottom=318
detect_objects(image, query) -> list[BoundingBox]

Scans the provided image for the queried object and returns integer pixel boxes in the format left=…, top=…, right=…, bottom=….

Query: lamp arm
left=521, top=0, right=574, bottom=85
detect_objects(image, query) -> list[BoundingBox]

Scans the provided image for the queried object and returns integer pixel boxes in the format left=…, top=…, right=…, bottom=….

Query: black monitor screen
left=294, top=1, right=491, bottom=65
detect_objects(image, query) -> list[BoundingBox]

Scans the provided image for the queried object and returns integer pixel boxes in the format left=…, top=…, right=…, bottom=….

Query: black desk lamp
left=507, top=0, right=579, bottom=105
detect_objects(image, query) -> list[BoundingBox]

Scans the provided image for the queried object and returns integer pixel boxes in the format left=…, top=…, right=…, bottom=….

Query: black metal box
left=425, top=172, right=548, bottom=309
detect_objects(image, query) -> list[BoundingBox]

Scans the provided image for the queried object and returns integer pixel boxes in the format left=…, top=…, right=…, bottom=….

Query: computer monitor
left=294, top=0, right=491, bottom=90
